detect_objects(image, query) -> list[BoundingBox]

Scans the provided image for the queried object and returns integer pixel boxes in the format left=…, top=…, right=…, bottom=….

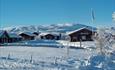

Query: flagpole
left=91, top=8, right=95, bottom=40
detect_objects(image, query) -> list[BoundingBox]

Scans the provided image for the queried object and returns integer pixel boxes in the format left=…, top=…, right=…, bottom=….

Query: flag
left=91, top=8, right=95, bottom=22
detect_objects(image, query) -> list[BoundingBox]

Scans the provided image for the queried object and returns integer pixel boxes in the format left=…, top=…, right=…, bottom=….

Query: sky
left=0, top=0, right=115, bottom=28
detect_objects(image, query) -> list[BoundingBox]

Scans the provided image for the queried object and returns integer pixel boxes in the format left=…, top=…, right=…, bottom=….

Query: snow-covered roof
left=0, top=30, right=21, bottom=38
left=19, top=32, right=36, bottom=36
left=39, top=33, right=49, bottom=36
left=8, top=33, right=21, bottom=38
left=39, top=32, right=60, bottom=36
left=66, top=27, right=96, bottom=35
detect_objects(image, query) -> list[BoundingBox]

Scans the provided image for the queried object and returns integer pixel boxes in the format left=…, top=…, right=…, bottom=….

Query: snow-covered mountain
left=3, top=23, right=96, bottom=33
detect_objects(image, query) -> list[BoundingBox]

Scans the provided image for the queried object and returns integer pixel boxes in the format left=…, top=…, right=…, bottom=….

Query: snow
left=56, top=23, right=73, bottom=27
left=39, top=32, right=60, bottom=36
left=79, top=53, right=115, bottom=70
left=57, top=40, right=96, bottom=49
left=0, top=46, right=96, bottom=70
left=0, top=40, right=115, bottom=70
left=0, top=41, right=98, bottom=69
left=3, top=40, right=63, bottom=48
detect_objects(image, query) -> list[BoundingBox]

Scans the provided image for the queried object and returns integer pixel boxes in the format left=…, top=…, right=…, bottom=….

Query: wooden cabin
left=19, top=32, right=35, bottom=40
left=39, top=33, right=60, bottom=40
left=0, top=30, right=22, bottom=43
left=67, top=27, right=95, bottom=42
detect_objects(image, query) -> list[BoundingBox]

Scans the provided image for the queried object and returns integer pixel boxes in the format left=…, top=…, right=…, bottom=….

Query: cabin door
left=72, top=37, right=77, bottom=42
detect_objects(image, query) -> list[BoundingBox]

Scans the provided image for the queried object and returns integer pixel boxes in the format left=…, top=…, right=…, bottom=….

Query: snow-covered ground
left=0, top=47, right=95, bottom=70
left=2, top=40, right=96, bottom=48
left=0, top=41, right=115, bottom=70
left=0, top=41, right=96, bottom=70
left=57, top=40, right=96, bottom=48
left=0, top=46, right=95, bottom=60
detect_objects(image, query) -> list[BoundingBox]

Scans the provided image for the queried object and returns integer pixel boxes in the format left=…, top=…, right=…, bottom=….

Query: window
left=82, top=36, right=86, bottom=40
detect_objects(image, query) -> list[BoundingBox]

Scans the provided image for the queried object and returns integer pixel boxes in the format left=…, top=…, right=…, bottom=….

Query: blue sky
left=0, top=0, right=115, bottom=28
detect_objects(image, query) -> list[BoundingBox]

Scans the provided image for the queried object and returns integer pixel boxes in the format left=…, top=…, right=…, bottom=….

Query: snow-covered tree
left=79, top=28, right=115, bottom=70
left=92, top=28, right=114, bottom=69
left=94, top=28, right=113, bottom=55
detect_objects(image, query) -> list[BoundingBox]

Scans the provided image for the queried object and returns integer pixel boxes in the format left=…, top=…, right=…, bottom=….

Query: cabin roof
left=39, top=32, right=59, bottom=36
left=8, top=33, right=21, bottom=38
left=19, top=32, right=36, bottom=37
left=66, top=27, right=96, bottom=35
left=39, top=33, right=49, bottom=36
left=0, top=30, right=21, bottom=38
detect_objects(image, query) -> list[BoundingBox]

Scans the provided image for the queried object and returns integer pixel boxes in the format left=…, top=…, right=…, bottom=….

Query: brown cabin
left=0, top=30, right=22, bottom=43
left=19, top=32, right=35, bottom=40
left=40, top=33, right=60, bottom=40
left=67, top=28, right=94, bottom=42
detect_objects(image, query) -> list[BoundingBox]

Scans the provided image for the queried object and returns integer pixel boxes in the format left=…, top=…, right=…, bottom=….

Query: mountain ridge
left=3, top=23, right=96, bottom=33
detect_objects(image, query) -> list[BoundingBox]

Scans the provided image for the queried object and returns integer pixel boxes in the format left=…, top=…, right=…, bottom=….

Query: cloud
left=112, top=12, right=115, bottom=21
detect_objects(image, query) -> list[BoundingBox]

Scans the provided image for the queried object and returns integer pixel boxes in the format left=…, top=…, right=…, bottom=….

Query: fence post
left=80, top=39, right=82, bottom=47
left=30, top=55, right=33, bottom=63
left=7, top=53, right=10, bottom=59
